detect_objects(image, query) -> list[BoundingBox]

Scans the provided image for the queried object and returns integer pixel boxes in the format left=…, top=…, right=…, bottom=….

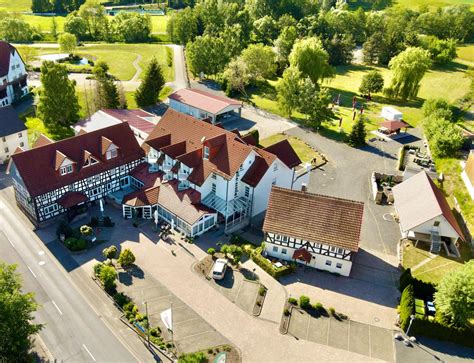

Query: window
left=211, top=183, right=216, bottom=193
left=106, top=148, right=118, bottom=160
left=272, top=178, right=277, bottom=186
left=18, top=132, right=22, bottom=138
left=203, top=146, right=210, bottom=159
left=272, top=246, right=278, bottom=253
left=273, top=163, right=278, bottom=172
left=282, top=235, right=288, bottom=242
left=282, top=248, right=287, bottom=255
left=337, top=248, right=343, bottom=254
left=211, top=174, right=217, bottom=180
left=4, top=147, right=8, bottom=153
left=60, top=164, right=73, bottom=175
left=20, top=142, right=24, bottom=147
left=336, top=263, right=343, bottom=269
left=434, top=221, right=440, bottom=227
left=244, top=186, right=250, bottom=198
left=330, top=246, right=336, bottom=252
left=325, top=260, right=332, bottom=266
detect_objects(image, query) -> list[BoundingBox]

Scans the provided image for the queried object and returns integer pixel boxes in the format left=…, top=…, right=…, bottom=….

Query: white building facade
left=0, top=41, right=29, bottom=107
left=0, top=106, right=28, bottom=163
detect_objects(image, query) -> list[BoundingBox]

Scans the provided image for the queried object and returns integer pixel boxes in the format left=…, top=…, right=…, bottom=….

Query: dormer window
left=106, top=148, right=118, bottom=160
left=60, top=164, right=73, bottom=175
left=203, top=146, right=210, bottom=160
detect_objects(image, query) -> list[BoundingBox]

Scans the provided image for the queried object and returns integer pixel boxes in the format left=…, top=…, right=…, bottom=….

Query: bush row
left=399, top=268, right=436, bottom=300
left=250, top=247, right=294, bottom=279
left=411, top=318, right=474, bottom=348
left=399, top=284, right=415, bottom=331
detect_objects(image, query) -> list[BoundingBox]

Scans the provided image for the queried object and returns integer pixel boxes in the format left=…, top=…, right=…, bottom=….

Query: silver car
left=212, top=258, right=228, bottom=280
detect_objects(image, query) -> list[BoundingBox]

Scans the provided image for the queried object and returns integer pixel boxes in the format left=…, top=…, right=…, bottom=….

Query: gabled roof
left=241, top=148, right=276, bottom=187
left=0, top=106, right=26, bottom=137
left=168, top=88, right=242, bottom=115
left=101, top=109, right=157, bottom=134
left=57, top=191, right=88, bottom=209
left=392, top=171, right=466, bottom=241
left=11, top=123, right=144, bottom=197
left=123, top=186, right=160, bottom=207
left=0, top=41, right=18, bottom=77
left=32, top=134, right=54, bottom=148
left=263, top=187, right=364, bottom=252
left=263, top=139, right=302, bottom=169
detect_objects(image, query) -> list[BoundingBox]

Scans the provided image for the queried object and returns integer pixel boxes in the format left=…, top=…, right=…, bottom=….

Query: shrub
left=113, top=292, right=130, bottom=308
left=399, top=284, right=415, bottom=331
left=123, top=301, right=135, bottom=313
left=64, top=237, right=88, bottom=251
left=118, top=249, right=136, bottom=269
left=288, top=297, right=298, bottom=305
left=207, top=247, right=216, bottom=256
left=328, top=307, right=336, bottom=316
left=411, top=318, right=474, bottom=348
left=103, top=245, right=118, bottom=260
left=313, top=302, right=324, bottom=311
left=397, top=147, right=406, bottom=171
left=93, top=262, right=104, bottom=277
left=80, top=225, right=93, bottom=236
left=299, top=295, right=311, bottom=309
left=100, top=265, right=117, bottom=292
left=250, top=247, right=293, bottom=279
left=259, top=287, right=266, bottom=296
left=284, top=308, right=290, bottom=316
left=149, top=327, right=160, bottom=337
left=178, top=352, right=207, bottom=363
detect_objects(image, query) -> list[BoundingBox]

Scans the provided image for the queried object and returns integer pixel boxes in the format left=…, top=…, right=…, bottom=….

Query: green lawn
left=25, top=117, right=74, bottom=146
left=16, top=43, right=173, bottom=82
left=22, top=14, right=66, bottom=32
left=0, top=0, right=31, bottom=11
left=402, top=241, right=432, bottom=269
left=347, top=0, right=474, bottom=10
left=150, top=15, right=168, bottom=34
left=457, top=44, right=474, bottom=67
left=260, top=134, right=321, bottom=164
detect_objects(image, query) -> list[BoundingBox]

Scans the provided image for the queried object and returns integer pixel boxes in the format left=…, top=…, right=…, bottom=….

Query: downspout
left=224, top=179, right=229, bottom=233
left=249, top=186, right=255, bottom=227
left=290, top=168, right=295, bottom=190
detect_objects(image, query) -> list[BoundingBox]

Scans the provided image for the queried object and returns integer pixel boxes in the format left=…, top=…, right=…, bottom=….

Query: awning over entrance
left=292, top=248, right=312, bottom=264
left=201, top=192, right=249, bottom=218
left=57, top=191, right=88, bottom=209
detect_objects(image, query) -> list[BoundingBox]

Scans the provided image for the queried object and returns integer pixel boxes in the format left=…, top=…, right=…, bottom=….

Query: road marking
left=38, top=261, right=46, bottom=266
left=38, top=251, right=45, bottom=255
left=51, top=300, right=63, bottom=315
left=7, top=238, right=14, bottom=247
left=82, top=344, right=96, bottom=362
left=27, top=265, right=37, bottom=279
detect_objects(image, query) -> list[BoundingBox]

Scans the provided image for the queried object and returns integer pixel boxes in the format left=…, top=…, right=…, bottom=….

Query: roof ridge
left=271, top=186, right=365, bottom=206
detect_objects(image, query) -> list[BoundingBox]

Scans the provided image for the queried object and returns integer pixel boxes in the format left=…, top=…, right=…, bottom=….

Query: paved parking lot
left=288, top=308, right=395, bottom=362
left=118, top=268, right=229, bottom=354
left=204, top=264, right=261, bottom=315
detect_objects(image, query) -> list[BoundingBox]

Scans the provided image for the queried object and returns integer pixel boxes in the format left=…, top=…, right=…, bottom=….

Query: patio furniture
left=274, top=262, right=283, bottom=269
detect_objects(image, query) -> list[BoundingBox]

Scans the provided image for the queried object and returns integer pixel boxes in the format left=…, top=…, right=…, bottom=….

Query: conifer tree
left=134, top=57, right=165, bottom=108
left=347, top=116, right=367, bottom=147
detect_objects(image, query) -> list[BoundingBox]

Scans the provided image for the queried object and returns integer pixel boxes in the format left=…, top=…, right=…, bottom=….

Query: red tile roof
left=263, top=187, right=364, bottom=252
left=123, top=186, right=160, bottom=207
left=0, top=41, right=17, bottom=77
left=393, top=171, right=466, bottom=241
left=57, top=191, right=88, bottom=209
left=101, top=109, right=157, bottom=134
left=32, top=134, right=54, bottom=149
left=241, top=148, right=276, bottom=187
left=263, top=139, right=302, bottom=169
left=168, top=88, right=242, bottom=115
left=129, top=163, right=162, bottom=188
left=11, top=123, right=144, bottom=197
left=292, top=248, right=312, bottom=264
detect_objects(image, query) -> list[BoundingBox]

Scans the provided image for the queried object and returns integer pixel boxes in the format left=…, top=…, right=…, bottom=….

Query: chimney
left=301, top=183, right=307, bottom=192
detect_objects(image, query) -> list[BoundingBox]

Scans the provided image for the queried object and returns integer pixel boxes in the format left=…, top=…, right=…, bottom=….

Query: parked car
left=212, top=258, right=228, bottom=280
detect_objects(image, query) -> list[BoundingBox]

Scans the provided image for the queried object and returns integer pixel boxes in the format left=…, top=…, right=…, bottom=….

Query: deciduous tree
left=118, top=249, right=136, bottom=269
left=58, top=32, right=77, bottom=54
left=276, top=66, right=302, bottom=117
left=298, top=79, right=333, bottom=127
left=385, top=47, right=432, bottom=100
left=435, top=260, right=474, bottom=327
left=240, top=43, right=277, bottom=82
left=223, top=58, right=250, bottom=96
left=359, top=70, right=384, bottom=98
left=0, top=262, right=43, bottom=360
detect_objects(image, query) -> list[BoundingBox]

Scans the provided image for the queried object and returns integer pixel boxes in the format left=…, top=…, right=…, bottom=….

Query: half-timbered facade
left=263, top=187, right=364, bottom=277
left=8, top=123, right=144, bottom=226
left=143, top=109, right=306, bottom=234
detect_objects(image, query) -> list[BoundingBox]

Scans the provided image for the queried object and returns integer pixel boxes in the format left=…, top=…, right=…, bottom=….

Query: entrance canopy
left=380, top=120, right=408, bottom=133
left=292, top=248, right=312, bottom=264
left=57, top=191, right=88, bottom=209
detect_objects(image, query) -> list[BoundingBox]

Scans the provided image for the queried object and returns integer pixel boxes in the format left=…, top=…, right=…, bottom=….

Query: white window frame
left=106, top=148, right=118, bottom=160
left=60, top=164, right=73, bottom=176
left=336, top=263, right=343, bottom=269
left=272, top=246, right=278, bottom=253
left=325, top=260, right=332, bottom=266
left=203, top=146, right=210, bottom=160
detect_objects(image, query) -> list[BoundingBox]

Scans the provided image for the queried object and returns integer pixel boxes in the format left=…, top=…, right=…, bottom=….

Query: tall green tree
left=274, top=25, right=297, bottom=68
left=276, top=66, right=302, bottom=117
left=359, top=70, right=384, bottom=98
left=94, top=74, right=120, bottom=110
left=298, top=79, right=333, bottom=127
left=37, top=61, right=80, bottom=128
left=134, top=58, right=165, bottom=108
left=58, top=32, right=77, bottom=54
left=32, top=0, right=53, bottom=13
left=78, top=0, right=107, bottom=39
left=385, top=47, right=432, bottom=100
left=289, top=37, right=334, bottom=85
left=347, top=116, right=367, bottom=147
left=64, top=15, right=89, bottom=40
left=186, top=35, right=227, bottom=77
left=0, top=262, right=43, bottom=360
left=240, top=43, right=277, bottom=83
left=435, top=260, right=474, bottom=327
left=51, top=17, right=58, bottom=40
left=223, top=58, right=250, bottom=96
left=112, top=12, right=152, bottom=43
left=167, top=7, right=198, bottom=45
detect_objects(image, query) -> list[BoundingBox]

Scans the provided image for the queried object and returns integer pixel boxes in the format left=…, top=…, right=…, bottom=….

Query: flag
left=161, top=308, right=173, bottom=331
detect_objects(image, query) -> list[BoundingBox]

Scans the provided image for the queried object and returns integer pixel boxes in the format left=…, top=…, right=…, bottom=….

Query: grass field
left=347, top=0, right=474, bottom=10
left=0, top=0, right=30, bottom=11
left=16, top=43, right=173, bottom=81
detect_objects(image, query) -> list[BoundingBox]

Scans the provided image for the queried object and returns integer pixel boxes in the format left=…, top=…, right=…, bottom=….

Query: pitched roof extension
left=168, top=88, right=242, bottom=115
left=263, top=187, right=364, bottom=252
left=0, top=41, right=18, bottom=77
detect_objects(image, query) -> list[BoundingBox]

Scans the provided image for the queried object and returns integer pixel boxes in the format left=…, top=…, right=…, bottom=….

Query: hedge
left=399, top=268, right=436, bottom=300
left=412, top=318, right=474, bottom=348
left=399, top=284, right=415, bottom=331
left=250, top=247, right=293, bottom=279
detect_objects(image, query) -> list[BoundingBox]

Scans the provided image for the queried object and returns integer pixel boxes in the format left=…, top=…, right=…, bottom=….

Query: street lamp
left=143, top=301, right=150, bottom=346
left=406, top=314, right=416, bottom=337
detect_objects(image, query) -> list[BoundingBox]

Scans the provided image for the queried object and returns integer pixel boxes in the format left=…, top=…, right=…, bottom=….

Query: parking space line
left=82, top=344, right=96, bottom=361
left=347, top=321, right=351, bottom=350
left=52, top=300, right=63, bottom=315
left=305, top=314, right=311, bottom=340
left=173, top=317, right=200, bottom=326
left=368, top=325, right=372, bottom=357
left=233, top=278, right=244, bottom=303
left=326, top=318, right=330, bottom=345
left=27, top=265, right=37, bottom=278
left=176, top=329, right=216, bottom=341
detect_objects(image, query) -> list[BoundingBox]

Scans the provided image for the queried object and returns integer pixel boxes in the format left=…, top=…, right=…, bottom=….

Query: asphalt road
left=0, top=197, right=138, bottom=362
